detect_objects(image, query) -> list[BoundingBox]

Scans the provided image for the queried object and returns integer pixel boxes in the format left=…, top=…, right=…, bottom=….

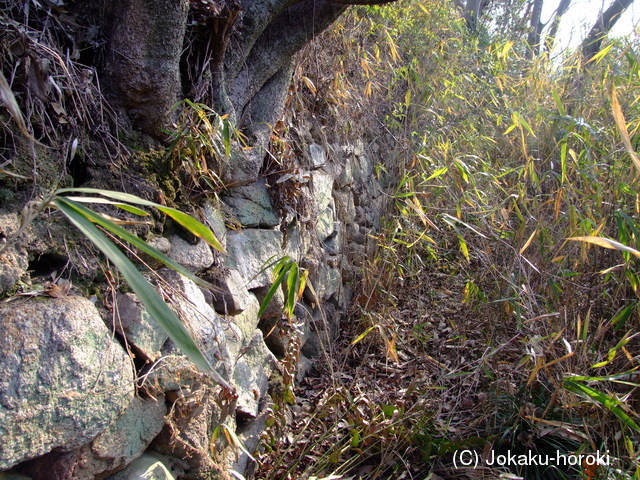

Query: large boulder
left=16, top=396, right=166, bottom=480
left=0, top=211, right=29, bottom=296
left=0, top=297, right=135, bottom=470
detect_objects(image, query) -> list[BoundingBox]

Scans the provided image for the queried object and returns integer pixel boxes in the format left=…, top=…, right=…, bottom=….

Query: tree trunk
left=543, top=0, right=572, bottom=53
left=103, top=0, right=190, bottom=138
left=463, top=0, right=489, bottom=31
left=582, top=0, right=634, bottom=62
left=526, top=0, right=544, bottom=57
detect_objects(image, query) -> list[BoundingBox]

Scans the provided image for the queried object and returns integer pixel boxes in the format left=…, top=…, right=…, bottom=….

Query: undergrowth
left=258, top=1, right=640, bottom=479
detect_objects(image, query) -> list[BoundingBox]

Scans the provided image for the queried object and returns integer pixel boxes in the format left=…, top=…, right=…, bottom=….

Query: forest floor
left=256, top=263, right=551, bottom=480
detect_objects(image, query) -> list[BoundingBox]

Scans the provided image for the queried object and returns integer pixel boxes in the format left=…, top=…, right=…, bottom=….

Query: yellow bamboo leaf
left=567, top=236, right=640, bottom=259
left=519, top=228, right=538, bottom=255
left=302, top=76, right=317, bottom=95
left=611, top=86, right=640, bottom=175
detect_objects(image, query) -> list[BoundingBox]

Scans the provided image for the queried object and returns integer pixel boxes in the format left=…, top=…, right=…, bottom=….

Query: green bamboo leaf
left=54, top=197, right=216, bottom=291
left=563, top=380, right=640, bottom=432
left=426, top=166, right=448, bottom=181
left=223, top=119, right=231, bottom=158
left=560, top=141, right=567, bottom=184
left=591, top=331, right=639, bottom=368
left=55, top=188, right=224, bottom=252
left=567, top=369, right=640, bottom=386
left=64, top=197, right=150, bottom=216
left=513, top=111, right=536, bottom=138
left=273, top=256, right=292, bottom=279
left=552, top=88, right=566, bottom=116
left=53, top=197, right=215, bottom=375
left=286, top=262, right=299, bottom=318
left=257, top=265, right=290, bottom=319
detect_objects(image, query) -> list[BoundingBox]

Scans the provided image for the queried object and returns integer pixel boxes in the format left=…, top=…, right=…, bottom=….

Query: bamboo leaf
left=54, top=197, right=215, bottom=290
left=53, top=198, right=216, bottom=376
left=222, top=425, right=256, bottom=463
left=55, top=188, right=224, bottom=252
left=567, top=236, right=640, bottom=259
left=286, top=262, right=299, bottom=318
left=611, top=86, right=640, bottom=175
left=352, top=325, right=376, bottom=345
left=64, top=197, right=150, bottom=216
left=563, top=380, right=640, bottom=432
left=513, top=111, right=537, bottom=138
left=0, top=70, right=36, bottom=142
left=552, top=88, right=566, bottom=116
left=585, top=43, right=613, bottom=65
left=257, top=265, right=289, bottom=319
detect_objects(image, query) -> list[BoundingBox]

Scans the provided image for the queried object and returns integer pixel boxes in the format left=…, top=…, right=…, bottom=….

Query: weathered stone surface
left=22, top=395, right=167, bottom=479
left=207, top=268, right=253, bottom=315
left=301, top=330, right=327, bottom=359
left=225, top=229, right=284, bottom=289
left=309, top=143, right=326, bottom=167
left=151, top=384, right=223, bottom=474
left=116, top=293, right=168, bottom=360
left=202, top=202, right=228, bottom=251
left=352, top=151, right=373, bottom=184
left=312, top=171, right=334, bottom=212
left=223, top=179, right=279, bottom=228
left=87, top=396, right=166, bottom=478
left=336, top=154, right=354, bottom=188
left=317, top=207, right=336, bottom=242
left=155, top=270, right=233, bottom=386
left=0, top=212, right=28, bottom=295
left=296, top=354, right=314, bottom=383
left=284, top=224, right=312, bottom=261
left=231, top=410, right=270, bottom=476
left=314, top=263, right=341, bottom=301
left=0, top=297, right=135, bottom=470
left=233, top=332, right=277, bottom=419
left=146, top=236, right=171, bottom=253
left=230, top=292, right=261, bottom=343
left=106, top=454, right=175, bottom=480
left=167, top=236, right=214, bottom=272
left=333, top=190, right=356, bottom=224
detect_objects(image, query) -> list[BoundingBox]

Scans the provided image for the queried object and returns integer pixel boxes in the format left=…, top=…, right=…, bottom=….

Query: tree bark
left=543, top=0, right=572, bottom=53
left=463, top=0, right=489, bottom=31
left=526, top=0, right=544, bottom=57
left=582, top=0, right=634, bottom=61
left=103, top=0, right=190, bottom=137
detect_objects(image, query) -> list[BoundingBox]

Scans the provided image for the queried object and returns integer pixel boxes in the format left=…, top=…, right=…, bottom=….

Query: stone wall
left=0, top=137, right=385, bottom=479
